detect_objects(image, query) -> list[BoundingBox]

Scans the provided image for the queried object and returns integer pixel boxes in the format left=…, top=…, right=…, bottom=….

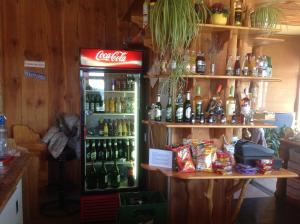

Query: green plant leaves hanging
left=149, top=0, right=199, bottom=58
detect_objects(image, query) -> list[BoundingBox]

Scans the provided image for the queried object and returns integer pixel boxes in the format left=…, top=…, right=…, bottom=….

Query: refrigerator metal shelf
left=86, top=136, right=135, bottom=140
left=86, top=161, right=132, bottom=166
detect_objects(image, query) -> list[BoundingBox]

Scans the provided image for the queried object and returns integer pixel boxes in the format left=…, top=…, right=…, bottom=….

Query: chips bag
left=171, top=144, right=195, bottom=173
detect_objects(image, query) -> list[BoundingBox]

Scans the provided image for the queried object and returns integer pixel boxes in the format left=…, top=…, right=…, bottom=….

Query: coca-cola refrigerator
left=79, top=49, right=144, bottom=223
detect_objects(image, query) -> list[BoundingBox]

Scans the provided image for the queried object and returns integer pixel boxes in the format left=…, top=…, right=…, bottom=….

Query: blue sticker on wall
left=24, top=70, right=46, bottom=80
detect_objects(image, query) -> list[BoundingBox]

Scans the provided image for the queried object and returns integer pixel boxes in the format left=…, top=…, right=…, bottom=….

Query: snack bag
left=196, top=143, right=217, bottom=172
left=172, top=144, right=195, bottom=173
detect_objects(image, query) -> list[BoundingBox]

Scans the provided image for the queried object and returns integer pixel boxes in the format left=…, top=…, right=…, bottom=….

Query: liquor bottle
left=226, top=86, right=236, bottom=123
left=86, top=163, right=97, bottom=189
left=206, top=84, right=222, bottom=114
left=86, top=140, right=91, bottom=162
left=107, top=140, right=113, bottom=161
left=95, top=94, right=101, bottom=113
left=166, top=96, right=173, bottom=122
left=226, top=55, right=234, bottom=76
left=90, top=140, right=97, bottom=161
left=90, top=95, right=95, bottom=113
left=116, top=97, right=122, bottom=113
left=109, top=97, right=116, bottom=113
left=242, top=54, right=249, bottom=76
left=194, top=86, right=203, bottom=121
left=98, top=160, right=108, bottom=189
left=175, top=92, right=184, bottom=123
left=122, top=120, right=128, bottom=136
left=112, top=140, right=118, bottom=160
left=196, top=52, right=205, bottom=74
left=103, top=121, right=109, bottom=137
left=110, top=160, right=121, bottom=188
left=127, top=162, right=135, bottom=187
left=240, top=88, right=251, bottom=124
left=118, top=120, right=123, bottom=136
left=234, top=56, right=241, bottom=76
left=184, top=91, right=192, bottom=122
left=154, top=94, right=162, bottom=121
left=85, top=94, right=90, bottom=111
left=234, top=0, right=243, bottom=26
left=103, top=140, right=109, bottom=161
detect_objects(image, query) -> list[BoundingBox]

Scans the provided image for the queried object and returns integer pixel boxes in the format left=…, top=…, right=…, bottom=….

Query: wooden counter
left=0, top=152, right=39, bottom=223
left=142, top=163, right=298, bottom=224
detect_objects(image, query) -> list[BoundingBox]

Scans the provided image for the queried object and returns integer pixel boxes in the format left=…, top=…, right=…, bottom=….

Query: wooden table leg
left=204, top=179, right=215, bottom=224
left=225, top=179, right=252, bottom=224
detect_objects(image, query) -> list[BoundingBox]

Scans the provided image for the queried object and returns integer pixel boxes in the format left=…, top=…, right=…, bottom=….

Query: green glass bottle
left=86, top=163, right=97, bottom=189
left=110, top=160, right=120, bottom=188
left=98, top=160, right=108, bottom=189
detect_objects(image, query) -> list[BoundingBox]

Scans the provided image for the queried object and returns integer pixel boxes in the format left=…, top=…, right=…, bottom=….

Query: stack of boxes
left=287, top=148, right=300, bottom=201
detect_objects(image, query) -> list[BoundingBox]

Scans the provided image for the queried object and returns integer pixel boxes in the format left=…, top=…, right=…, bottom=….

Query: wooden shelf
left=199, top=23, right=281, bottom=36
left=141, top=163, right=298, bottom=180
left=142, top=120, right=277, bottom=129
left=144, top=74, right=281, bottom=82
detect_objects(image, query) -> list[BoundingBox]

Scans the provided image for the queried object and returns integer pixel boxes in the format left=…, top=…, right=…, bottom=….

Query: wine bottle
left=226, top=86, right=236, bottom=123
left=184, top=91, right=192, bottom=122
left=98, top=160, right=108, bottom=189
left=112, top=140, right=118, bottom=160
left=234, top=56, right=241, bottom=76
left=125, top=139, right=130, bottom=161
left=103, top=140, right=109, bottom=161
left=118, top=139, right=124, bottom=159
left=96, top=140, right=103, bottom=161
left=95, top=94, right=101, bottom=113
left=86, top=163, right=97, bottom=189
left=175, top=92, right=184, bottom=123
left=107, top=140, right=112, bottom=161
left=86, top=140, right=91, bottom=162
left=194, top=86, right=203, bottom=121
left=166, top=96, right=173, bottom=122
left=110, top=160, right=120, bottom=188
left=90, top=140, right=97, bottom=162
left=127, top=162, right=135, bottom=187
left=154, top=94, right=162, bottom=121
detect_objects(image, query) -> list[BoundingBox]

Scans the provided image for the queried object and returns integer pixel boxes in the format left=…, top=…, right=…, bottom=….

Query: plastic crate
left=118, top=191, right=167, bottom=224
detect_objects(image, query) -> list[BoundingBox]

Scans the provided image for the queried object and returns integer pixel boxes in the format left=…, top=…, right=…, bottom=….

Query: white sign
left=24, top=60, right=45, bottom=68
left=149, top=148, right=173, bottom=169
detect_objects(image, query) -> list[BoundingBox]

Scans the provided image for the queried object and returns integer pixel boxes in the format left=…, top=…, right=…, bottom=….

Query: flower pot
left=211, top=13, right=228, bottom=25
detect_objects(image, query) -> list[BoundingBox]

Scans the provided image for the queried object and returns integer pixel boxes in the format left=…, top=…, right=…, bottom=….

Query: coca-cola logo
left=95, top=50, right=127, bottom=63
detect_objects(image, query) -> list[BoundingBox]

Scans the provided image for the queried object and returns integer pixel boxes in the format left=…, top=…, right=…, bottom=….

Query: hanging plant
left=250, top=5, right=283, bottom=31
left=195, top=0, right=211, bottom=24
left=149, top=0, right=200, bottom=92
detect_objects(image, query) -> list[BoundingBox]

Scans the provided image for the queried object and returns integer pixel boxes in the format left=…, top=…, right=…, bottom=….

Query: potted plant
left=210, top=3, right=230, bottom=25
left=194, top=0, right=211, bottom=24
left=250, top=5, right=283, bottom=31
left=149, top=0, right=200, bottom=91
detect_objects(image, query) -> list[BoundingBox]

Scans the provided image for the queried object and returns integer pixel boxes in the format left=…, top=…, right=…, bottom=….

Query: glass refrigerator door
left=82, top=71, right=140, bottom=192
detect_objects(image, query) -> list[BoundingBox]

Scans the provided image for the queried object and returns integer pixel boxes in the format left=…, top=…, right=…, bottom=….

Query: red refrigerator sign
left=80, top=49, right=143, bottom=69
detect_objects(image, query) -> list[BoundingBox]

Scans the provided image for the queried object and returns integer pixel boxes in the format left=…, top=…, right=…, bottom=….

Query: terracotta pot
left=211, top=13, right=228, bottom=25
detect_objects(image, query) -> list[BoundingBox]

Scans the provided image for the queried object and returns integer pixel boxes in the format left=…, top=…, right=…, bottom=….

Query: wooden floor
left=29, top=187, right=299, bottom=224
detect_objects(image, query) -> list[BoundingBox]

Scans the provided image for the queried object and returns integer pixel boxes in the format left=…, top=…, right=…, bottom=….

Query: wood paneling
left=262, top=36, right=300, bottom=113
left=0, top=0, right=130, bottom=136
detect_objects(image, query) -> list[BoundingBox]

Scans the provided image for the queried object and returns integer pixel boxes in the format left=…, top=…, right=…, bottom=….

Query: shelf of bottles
left=148, top=84, right=277, bottom=129
left=83, top=72, right=139, bottom=191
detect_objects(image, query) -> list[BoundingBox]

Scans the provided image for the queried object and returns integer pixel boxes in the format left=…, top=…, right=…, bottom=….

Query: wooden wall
left=262, top=36, right=300, bottom=113
left=0, top=0, right=135, bottom=136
